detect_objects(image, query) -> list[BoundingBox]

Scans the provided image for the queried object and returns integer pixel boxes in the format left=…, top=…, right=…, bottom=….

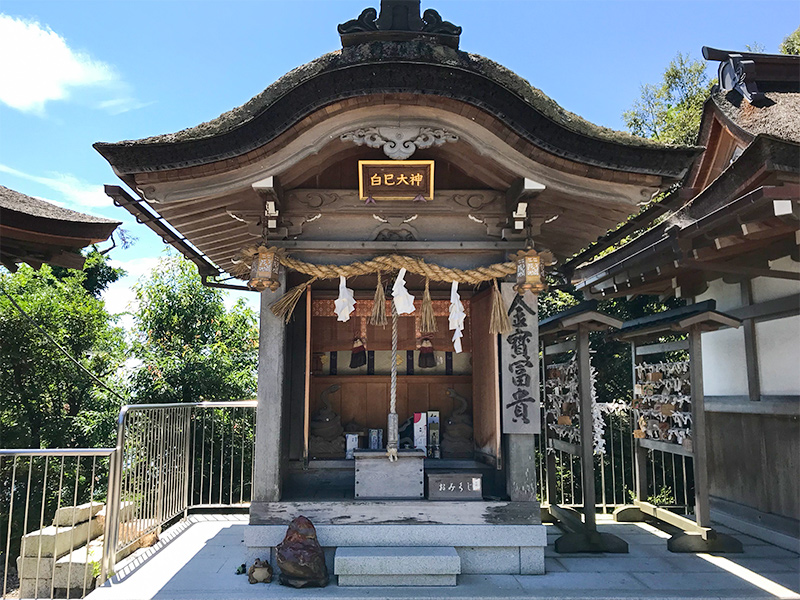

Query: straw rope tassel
left=369, top=272, right=388, bottom=327
left=386, top=302, right=399, bottom=462
left=489, top=279, right=512, bottom=335
left=420, top=278, right=437, bottom=334
left=270, top=277, right=318, bottom=323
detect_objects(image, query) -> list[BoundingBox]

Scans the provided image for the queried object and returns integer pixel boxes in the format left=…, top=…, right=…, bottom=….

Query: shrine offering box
left=426, top=473, right=483, bottom=500
left=354, top=449, right=425, bottom=499
left=414, top=412, right=427, bottom=451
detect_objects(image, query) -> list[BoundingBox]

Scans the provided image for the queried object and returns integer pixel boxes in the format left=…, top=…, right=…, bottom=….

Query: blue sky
left=1, top=0, right=797, bottom=324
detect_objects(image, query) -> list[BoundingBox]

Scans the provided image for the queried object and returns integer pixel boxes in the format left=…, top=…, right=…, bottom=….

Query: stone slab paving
left=86, top=514, right=800, bottom=600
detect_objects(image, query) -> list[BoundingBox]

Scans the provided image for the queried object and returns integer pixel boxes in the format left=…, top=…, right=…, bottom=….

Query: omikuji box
left=413, top=412, right=427, bottom=451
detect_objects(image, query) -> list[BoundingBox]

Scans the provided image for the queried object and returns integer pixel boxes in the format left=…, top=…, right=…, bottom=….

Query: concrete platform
left=85, top=513, right=800, bottom=600
left=335, top=547, right=460, bottom=586
left=245, top=501, right=545, bottom=575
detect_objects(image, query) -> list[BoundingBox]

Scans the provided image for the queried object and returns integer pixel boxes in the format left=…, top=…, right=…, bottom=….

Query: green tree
left=623, top=52, right=713, bottom=145
left=130, top=254, right=258, bottom=404
left=0, top=259, right=126, bottom=449
left=779, top=26, right=800, bottom=55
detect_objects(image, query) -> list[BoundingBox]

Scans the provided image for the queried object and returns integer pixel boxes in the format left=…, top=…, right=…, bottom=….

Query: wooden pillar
left=688, top=325, right=710, bottom=529
left=740, top=279, right=761, bottom=402
left=252, top=271, right=287, bottom=504
left=631, top=341, right=648, bottom=501
left=576, top=323, right=597, bottom=532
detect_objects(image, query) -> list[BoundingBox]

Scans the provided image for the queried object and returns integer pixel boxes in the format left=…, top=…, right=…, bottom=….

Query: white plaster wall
left=755, top=315, right=800, bottom=395
left=695, top=278, right=742, bottom=312
left=752, top=256, right=800, bottom=303
left=701, top=327, right=749, bottom=396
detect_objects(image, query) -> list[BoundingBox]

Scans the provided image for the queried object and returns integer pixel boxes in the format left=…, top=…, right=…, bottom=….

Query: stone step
left=53, top=501, right=104, bottom=527
left=21, top=517, right=104, bottom=559
left=334, top=546, right=460, bottom=586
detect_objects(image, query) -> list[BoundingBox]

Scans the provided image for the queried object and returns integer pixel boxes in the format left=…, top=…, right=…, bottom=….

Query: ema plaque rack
left=613, top=300, right=743, bottom=553
left=538, top=302, right=627, bottom=553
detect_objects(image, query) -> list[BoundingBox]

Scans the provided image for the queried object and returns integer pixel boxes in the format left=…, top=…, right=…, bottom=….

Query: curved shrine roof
left=95, top=41, right=700, bottom=179
left=0, top=185, right=118, bottom=226
left=0, top=184, right=120, bottom=270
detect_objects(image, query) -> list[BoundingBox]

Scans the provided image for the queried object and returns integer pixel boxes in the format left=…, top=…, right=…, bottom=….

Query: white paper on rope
left=448, top=281, right=465, bottom=353
left=392, top=268, right=416, bottom=315
left=334, top=275, right=356, bottom=322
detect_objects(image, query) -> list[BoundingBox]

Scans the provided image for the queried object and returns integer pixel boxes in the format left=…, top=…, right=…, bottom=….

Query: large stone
left=275, top=516, right=329, bottom=588
left=18, top=577, right=52, bottom=598
left=52, top=537, right=104, bottom=589
left=21, top=518, right=104, bottom=558
left=16, top=555, right=55, bottom=581
left=53, top=502, right=103, bottom=526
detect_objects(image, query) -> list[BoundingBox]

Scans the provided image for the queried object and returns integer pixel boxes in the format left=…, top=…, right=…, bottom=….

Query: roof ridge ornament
left=338, top=0, right=461, bottom=49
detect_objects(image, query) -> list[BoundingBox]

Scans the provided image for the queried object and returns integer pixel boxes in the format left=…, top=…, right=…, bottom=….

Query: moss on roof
left=712, top=89, right=800, bottom=144
left=123, top=41, right=685, bottom=151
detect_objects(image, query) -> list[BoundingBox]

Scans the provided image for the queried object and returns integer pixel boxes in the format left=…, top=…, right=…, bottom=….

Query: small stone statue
left=441, top=388, right=473, bottom=457
left=309, top=385, right=345, bottom=456
left=276, top=516, right=329, bottom=588
left=247, top=558, right=273, bottom=583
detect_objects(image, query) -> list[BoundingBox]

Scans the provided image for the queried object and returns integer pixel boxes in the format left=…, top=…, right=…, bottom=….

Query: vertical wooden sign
left=500, top=283, right=540, bottom=433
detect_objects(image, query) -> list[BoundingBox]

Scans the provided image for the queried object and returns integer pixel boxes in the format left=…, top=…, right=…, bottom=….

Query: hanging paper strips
left=392, top=268, right=416, bottom=315
left=448, top=281, right=466, bottom=353
left=334, top=276, right=356, bottom=322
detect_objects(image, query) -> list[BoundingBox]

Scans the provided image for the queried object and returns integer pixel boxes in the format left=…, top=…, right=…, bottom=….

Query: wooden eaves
left=539, top=300, right=624, bottom=341
left=614, top=300, right=741, bottom=343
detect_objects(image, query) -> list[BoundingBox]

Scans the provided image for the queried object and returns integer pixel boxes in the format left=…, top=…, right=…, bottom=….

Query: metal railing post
left=100, top=407, right=129, bottom=584
left=183, top=406, right=193, bottom=518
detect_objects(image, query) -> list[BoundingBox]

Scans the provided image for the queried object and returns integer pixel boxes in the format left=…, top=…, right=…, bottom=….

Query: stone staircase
left=17, top=501, right=139, bottom=597
left=334, top=546, right=461, bottom=586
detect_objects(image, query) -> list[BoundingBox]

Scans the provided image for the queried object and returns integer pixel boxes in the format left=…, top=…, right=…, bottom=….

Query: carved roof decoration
left=702, top=46, right=800, bottom=105
left=94, top=40, right=700, bottom=179
left=340, top=126, right=458, bottom=159
left=702, top=46, right=800, bottom=143
left=338, top=0, right=461, bottom=49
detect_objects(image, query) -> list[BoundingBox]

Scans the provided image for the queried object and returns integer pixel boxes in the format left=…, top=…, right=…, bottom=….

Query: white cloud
left=102, top=257, right=161, bottom=331
left=0, top=163, right=110, bottom=208
left=108, top=256, right=161, bottom=283
left=0, top=14, right=142, bottom=115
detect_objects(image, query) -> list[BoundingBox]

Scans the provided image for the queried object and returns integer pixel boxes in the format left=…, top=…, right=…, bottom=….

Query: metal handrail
left=101, top=400, right=257, bottom=583
left=1, top=448, right=116, bottom=599
left=0, top=449, right=115, bottom=457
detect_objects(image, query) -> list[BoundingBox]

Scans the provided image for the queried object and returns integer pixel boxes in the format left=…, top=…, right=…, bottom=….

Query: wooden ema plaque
left=359, top=160, right=434, bottom=201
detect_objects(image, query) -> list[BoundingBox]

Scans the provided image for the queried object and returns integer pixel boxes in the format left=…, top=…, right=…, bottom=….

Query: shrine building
left=95, top=1, right=704, bottom=575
